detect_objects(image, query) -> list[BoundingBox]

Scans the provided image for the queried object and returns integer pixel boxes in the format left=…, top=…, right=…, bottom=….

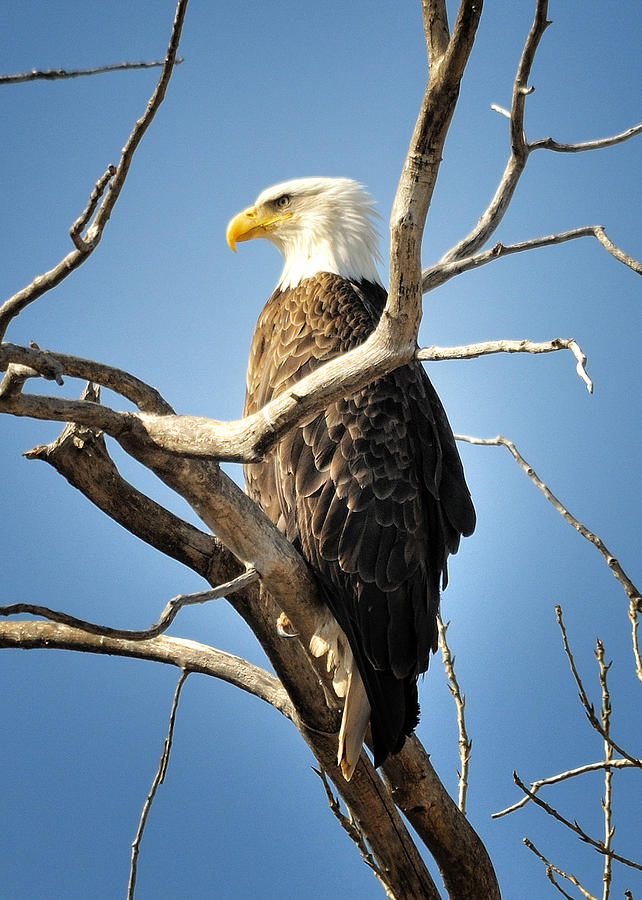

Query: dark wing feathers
left=244, top=273, right=474, bottom=764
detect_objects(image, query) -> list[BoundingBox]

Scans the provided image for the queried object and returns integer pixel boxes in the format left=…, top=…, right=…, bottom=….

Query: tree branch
left=388, top=0, right=482, bottom=349
left=422, top=227, right=642, bottom=293
left=128, top=670, right=189, bottom=900
left=0, top=344, right=174, bottom=413
left=0, top=620, right=294, bottom=718
left=437, top=0, right=550, bottom=265
left=455, top=434, right=642, bottom=612
left=384, top=735, right=500, bottom=899
left=437, top=614, right=471, bottom=814
left=0, top=0, right=188, bottom=342
left=493, top=758, right=637, bottom=819
left=0, top=569, right=259, bottom=643
left=432, top=1, right=641, bottom=277
left=513, top=773, right=642, bottom=872
left=523, top=838, right=598, bottom=900
left=418, top=336, right=593, bottom=392
left=529, top=122, right=642, bottom=153
left=596, top=639, right=614, bottom=899
left=0, top=58, right=184, bottom=85
left=556, top=607, right=641, bottom=770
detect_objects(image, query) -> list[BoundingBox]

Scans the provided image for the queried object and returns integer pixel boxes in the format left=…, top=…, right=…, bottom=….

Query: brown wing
left=244, top=273, right=475, bottom=763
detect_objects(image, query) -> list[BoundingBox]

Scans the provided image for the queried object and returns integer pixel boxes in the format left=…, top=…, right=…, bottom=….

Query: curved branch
left=493, top=758, right=637, bottom=818
left=0, top=344, right=174, bottom=413
left=418, top=337, right=593, bottom=392
left=0, top=620, right=295, bottom=719
left=513, top=772, right=642, bottom=872
left=530, top=121, right=642, bottom=153
left=0, top=0, right=188, bottom=341
left=437, top=0, right=550, bottom=265
left=387, top=0, right=483, bottom=348
left=422, top=226, right=642, bottom=293
left=0, top=569, right=258, bottom=643
left=455, top=434, right=642, bottom=611
left=384, top=736, right=501, bottom=900
left=433, top=3, right=641, bottom=276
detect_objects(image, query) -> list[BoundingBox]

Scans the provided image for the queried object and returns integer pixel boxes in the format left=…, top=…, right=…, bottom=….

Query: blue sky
left=1, top=2, right=640, bottom=898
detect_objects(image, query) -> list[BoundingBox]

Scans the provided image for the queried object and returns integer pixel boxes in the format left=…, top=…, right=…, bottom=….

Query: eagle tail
left=309, top=612, right=371, bottom=780
left=338, top=668, right=371, bottom=781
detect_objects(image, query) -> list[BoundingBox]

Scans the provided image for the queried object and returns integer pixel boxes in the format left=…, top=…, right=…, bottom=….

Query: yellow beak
left=226, top=206, right=292, bottom=251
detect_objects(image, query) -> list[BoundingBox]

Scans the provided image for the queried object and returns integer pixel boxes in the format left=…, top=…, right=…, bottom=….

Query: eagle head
left=226, top=176, right=382, bottom=290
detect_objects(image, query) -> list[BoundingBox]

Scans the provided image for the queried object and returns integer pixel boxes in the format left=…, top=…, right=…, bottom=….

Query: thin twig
left=523, top=838, right=598, bottom=900
left=128, top=670, right=189, bottom=900
left=422, top=226, right=642, bottom=294
left=0, top=58, right=184, bottom=85
left=436, top=613, right=471, bottom=813
left=629, top=600, right=642, bottom=683
left=0, top=0, right=189, bottom=341
left=437, top=0, right=551, bottom=265
left=530, top=122, right=642, bottom=153
left=454, top=434, right=642, bottom=613
left=513, top=773, right=642, bottom=871
left=0, top=568, right=259, bottom=642
left=493, top=758, right=635, bottom=818
left=418, top=336, right=593, bottom=392
left=313, top=767, right=395, bottom=899
left=596, top=639, right=614, bottom=900
left=556, top=607, right=641, bottom=770
left=69, top=166, right=117, bottom=249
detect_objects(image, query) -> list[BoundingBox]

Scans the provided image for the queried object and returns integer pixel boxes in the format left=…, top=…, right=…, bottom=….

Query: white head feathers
left=252, top=177, right=383, bottom=290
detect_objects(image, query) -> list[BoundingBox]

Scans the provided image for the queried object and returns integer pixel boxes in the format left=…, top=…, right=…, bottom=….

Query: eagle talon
left=276, top=612, right=298, bottom=638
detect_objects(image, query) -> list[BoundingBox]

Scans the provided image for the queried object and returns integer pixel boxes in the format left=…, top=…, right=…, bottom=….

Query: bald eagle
left=227, top=177, right=475, bottom=779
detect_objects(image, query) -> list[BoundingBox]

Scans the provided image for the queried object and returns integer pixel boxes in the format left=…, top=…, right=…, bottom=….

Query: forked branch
left=0, top=0, right=189, bottom=342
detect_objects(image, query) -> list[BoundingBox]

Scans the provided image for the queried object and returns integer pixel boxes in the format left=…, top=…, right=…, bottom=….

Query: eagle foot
left=276, top=612, right=298, bottom=638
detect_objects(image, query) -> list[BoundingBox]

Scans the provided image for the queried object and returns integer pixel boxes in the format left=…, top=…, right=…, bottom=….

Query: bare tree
left=1, top=2, right=639, bottom=898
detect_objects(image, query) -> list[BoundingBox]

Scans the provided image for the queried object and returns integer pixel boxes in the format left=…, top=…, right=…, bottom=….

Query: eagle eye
left=275, top=194, right=291, bottom=210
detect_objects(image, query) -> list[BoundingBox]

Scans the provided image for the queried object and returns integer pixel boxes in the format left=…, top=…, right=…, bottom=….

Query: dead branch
left=529, top=122, right=642, bottom=153
left=513, top=773, right=641, bottom=872
left=387, top=0, right=482, bottom=348
left=0, top=568, right=258, bottom=642
left=314, top=767, right=397, bottom=899
left=437, top=614, right=471, bottom=814
left=0, top=58, right=184, bottom=85
left=128, top=670, right=189, bottom=900
left=455, top=434, right=642, bottom=613
left=422, top=226, right=642, bottom=293
left=523, top=838, right=597, bottom=900
left=0, top=0, right=188, bottom=342
left=10, top=401, right=451, bottom=898
left=437, top=0, right=551, bottom=265
left=629, top=601, right=642, bottom=683
left=418, top=337, right=593, bottom=392
left=556, top=607, right=641, bottom=771
left=432, top=0, right=640, bottom=273
left=596, top=639, right=614, bottom=899
left=383, top=735, right=500, bottom=900
left=0, top=620, right=294, bottom=718
left=0, top=330, right=594, bottom=468
left=493, top=758, right=636, bottom=819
